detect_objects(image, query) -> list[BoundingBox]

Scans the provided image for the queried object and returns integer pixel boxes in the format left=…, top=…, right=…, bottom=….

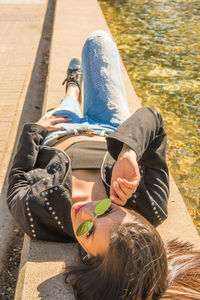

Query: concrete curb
left=14, top=0, right=200, bottom=299
left=15, top=235, right=78, bottom=300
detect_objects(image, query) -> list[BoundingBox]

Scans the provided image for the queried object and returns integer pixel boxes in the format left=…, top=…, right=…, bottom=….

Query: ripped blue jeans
left=43, top=30, right=131, bottom=146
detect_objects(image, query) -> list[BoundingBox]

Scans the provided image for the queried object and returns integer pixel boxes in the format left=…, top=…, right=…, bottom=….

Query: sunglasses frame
left=76, top=198, right=111, bottom=237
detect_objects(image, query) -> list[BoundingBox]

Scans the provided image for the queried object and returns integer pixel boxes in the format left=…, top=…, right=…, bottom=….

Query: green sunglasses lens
left=76, top=198, right=111, bottom=237
left=76, top=220, right=93, bottom=237
left=94, top=198, right=111, bottom=216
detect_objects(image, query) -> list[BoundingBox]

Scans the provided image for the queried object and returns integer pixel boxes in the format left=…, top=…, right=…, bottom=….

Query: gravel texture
left=0, top=228, right=23, bottom=300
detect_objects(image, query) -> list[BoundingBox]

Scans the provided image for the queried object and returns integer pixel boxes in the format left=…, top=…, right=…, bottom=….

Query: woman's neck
left=72, top=169, right=107, bottom=204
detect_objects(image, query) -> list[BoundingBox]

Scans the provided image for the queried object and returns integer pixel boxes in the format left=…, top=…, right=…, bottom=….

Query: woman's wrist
left=119, top=144, right=137, bottom=161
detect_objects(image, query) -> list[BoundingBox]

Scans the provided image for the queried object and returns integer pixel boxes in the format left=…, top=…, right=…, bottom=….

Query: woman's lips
left=74, top=203, right=86, bottom=217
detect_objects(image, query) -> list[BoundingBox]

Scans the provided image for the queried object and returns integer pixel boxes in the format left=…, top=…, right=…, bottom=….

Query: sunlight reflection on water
left=99, top=0, right=200, bottom=233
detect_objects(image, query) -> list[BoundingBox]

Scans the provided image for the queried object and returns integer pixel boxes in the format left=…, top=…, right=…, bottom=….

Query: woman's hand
left=110, top=144, right=140, bottom=206
left=36, top=114, right=72, bottom=132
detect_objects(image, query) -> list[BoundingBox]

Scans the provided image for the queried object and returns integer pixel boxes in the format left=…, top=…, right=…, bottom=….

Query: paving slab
left=15, top=235, right=78, bottom=300
left=15, top=0, right=200, bottom=299
left=0, top=0, right=48, bottom=194
left=0, top=0, right=49, bottom=272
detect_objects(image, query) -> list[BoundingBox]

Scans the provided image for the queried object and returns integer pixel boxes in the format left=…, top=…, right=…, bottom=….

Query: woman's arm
left=106, top=107, right=169, bottom=225
left=7, top=123, right=47, bottom=234
left=107, top=107, right=166, bottom=161
left=7, top=115, right=72, bottom=236
left=109, top=145, right=140, bottom=205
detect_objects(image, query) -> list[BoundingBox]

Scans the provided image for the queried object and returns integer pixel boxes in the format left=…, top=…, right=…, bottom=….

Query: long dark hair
left=66, top=211, right=200, bottom=300
left=161, top=239, right=200, bottom=299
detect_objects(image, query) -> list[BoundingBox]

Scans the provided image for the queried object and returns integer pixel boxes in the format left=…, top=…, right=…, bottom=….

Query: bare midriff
left=52, top=134, right=108, bottom=204
left=53, top=133, right=106, bottom=150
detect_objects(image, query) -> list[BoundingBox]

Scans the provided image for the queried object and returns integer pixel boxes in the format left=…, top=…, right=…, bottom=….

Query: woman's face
left=71, top=201, right=134, bottom=257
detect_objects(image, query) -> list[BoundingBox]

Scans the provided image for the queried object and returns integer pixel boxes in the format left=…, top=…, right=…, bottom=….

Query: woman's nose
left=81, top=206, right=95, bottom=220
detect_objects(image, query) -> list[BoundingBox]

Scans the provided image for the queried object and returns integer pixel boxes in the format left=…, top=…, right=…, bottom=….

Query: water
left=99, top=0, right=200, bottom=232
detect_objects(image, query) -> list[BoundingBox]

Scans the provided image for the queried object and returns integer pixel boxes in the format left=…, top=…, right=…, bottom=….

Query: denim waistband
left=42, top=128, right=107, bottom=147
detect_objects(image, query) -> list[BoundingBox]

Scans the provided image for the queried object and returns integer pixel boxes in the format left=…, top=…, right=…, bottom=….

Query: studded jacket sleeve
left=106, top=107, right=169, bottom=226
left=7, top=124, right=47, bottom=236
left=7, top=123, right=75, bottom=242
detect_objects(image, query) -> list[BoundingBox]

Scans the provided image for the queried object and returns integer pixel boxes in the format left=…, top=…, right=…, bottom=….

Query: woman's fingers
left=51, top=117, right=72, bottom=124
left=48, top=125, right=63, bottom=131
left=50, top=114, right=72, bottom=123
left=52, top=113, right=68, bottom=118
left=120, top=179, right=139, bottom=189
left=36, top=114, right=72, bottom=131
left=111, top=181, right=128, bottom=206
left=48, top=115, right=72, bottom=130
left=111, top=194, right=125, bottom=206
left=117, top=179, right=134, bottom=197
left=111, top=178, right=138, bottom=206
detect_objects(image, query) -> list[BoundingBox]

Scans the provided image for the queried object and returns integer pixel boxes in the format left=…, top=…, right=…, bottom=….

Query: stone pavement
left=0, top=0, right=49, bottom=272
left=14, top=0, right=200, bottom=299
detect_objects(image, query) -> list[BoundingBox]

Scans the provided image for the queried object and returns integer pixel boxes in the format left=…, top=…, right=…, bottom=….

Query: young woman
left=7, top=31, right=200, bottom=299
left=69, top=207, right=200, bottom=300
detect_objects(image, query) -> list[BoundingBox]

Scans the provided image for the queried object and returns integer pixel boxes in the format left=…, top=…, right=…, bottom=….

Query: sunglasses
left=76, top=198, right=111, bottom=237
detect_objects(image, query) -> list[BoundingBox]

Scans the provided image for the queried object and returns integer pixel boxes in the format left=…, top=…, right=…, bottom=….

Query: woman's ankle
left=65, top=84, right=80, bottom=101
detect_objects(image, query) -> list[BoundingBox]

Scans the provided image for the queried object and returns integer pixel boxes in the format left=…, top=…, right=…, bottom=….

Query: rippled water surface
left=99, top=0, right=200, bottom=232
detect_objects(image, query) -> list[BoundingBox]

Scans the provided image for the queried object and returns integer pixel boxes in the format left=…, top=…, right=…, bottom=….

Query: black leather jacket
left=7, top=107, right=169, bottom=242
